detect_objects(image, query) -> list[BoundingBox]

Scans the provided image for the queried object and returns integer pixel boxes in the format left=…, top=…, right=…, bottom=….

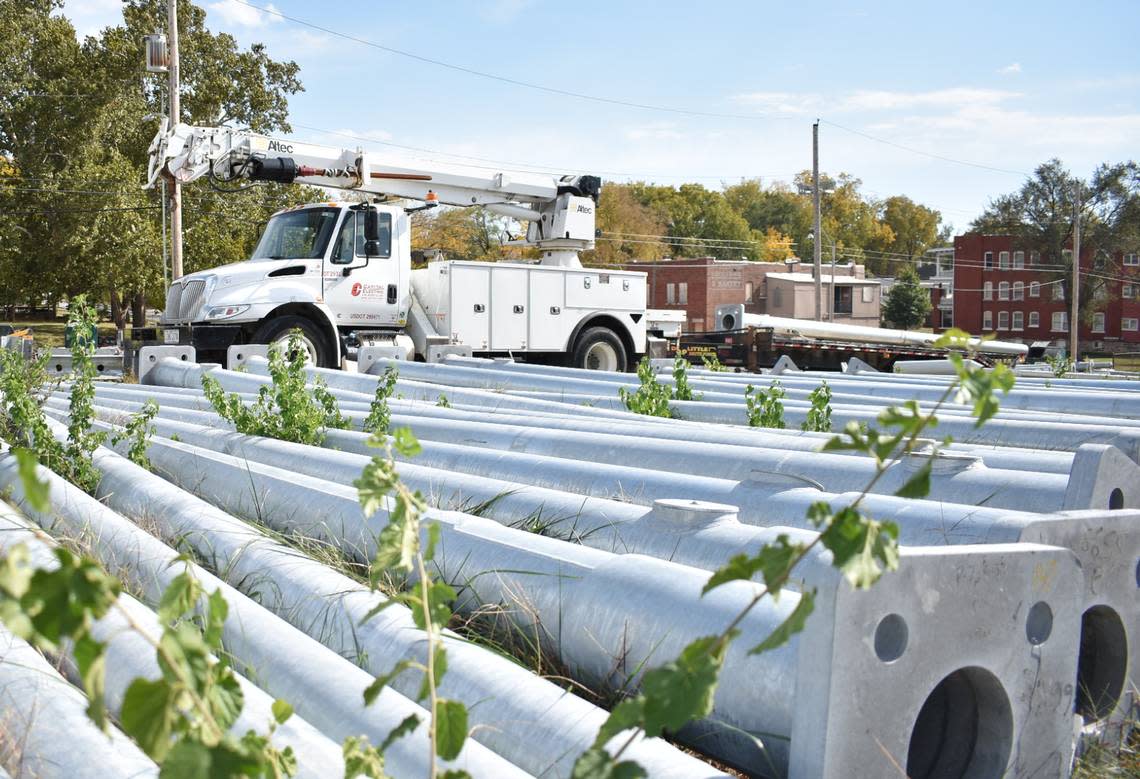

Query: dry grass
left=1073, top=724, right=1140, bottom=777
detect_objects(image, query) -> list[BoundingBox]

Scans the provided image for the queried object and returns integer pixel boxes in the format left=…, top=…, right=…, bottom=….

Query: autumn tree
left=629, top=182, right=756, bottom=260
left=880, top=195, right=941, bottom=270
left=589, top=183, right=667, bottom=265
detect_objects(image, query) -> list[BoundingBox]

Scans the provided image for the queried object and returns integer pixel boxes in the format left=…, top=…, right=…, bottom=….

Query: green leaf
left=355, top=458, right=396, bottom=518
left=392, top=428, right=422, bottom=458
left=203, top=587, right=228, bottom=648
left=121, top=677, right=178, bottom=761
left=271, top=699, right=294, bottom=725
left=410, top=580, right=455, bottom=632
left=571, top=747, right=648, bottom=779
left=362, top=659, right=415, bottom=706
left=0, top=544, right=33, bottom=600
left=378, top=712, right=422, bottom=753
left=207, top=667, right=244, bottom=731
left=749, top=590, right=815, bottom=654
left=434, top=699, right=468, bottom=760
left=894, top=459, right=932, bottom=499
left=424, top=521, right=442, bottom=563
left=702, top=535, right=804, bottom=597
left=74, top=633, right=108, bottom=730
left=157, top=571, right=199, bottom=626
left=592, top=697, right=645, bottom=748
left=161, top=737, right=263, bottom=779
left=639, top=634, right=730, bottom=737
left=342, top=735, right=387, bottom=779
left=418, top=643, right=448, bottom=701
left=12, top=448, right=50, bottom=513
left=819, top=509, right=901, bottom=589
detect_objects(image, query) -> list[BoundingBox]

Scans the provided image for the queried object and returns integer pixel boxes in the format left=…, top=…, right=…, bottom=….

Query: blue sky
left=64, top=0, right=1140, bottom=234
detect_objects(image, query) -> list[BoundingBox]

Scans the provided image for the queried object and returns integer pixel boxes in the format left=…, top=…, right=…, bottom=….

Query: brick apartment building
left=622, top=257, right=878, bottom=331
left=952, top=234, right=1140, bottom=352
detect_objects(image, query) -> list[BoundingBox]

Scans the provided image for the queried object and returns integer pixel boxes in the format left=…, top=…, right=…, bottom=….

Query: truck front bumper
left=160, top=324, right=243, bottom=355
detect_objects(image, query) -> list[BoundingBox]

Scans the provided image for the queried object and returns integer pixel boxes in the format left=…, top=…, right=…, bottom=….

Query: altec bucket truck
left=146, top=122, right=648, bottom=370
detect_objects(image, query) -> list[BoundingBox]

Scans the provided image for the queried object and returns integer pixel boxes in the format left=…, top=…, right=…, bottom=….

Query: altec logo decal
left=351, top=282, right=363, bottom=297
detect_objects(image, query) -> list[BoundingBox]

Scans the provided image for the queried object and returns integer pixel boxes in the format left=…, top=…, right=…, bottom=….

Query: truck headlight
left=205, top=304, right=250, bottom=320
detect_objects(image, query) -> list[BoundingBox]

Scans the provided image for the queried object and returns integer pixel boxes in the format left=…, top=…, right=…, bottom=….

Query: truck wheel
left=252, top=316, right=336, bottom=368
left=572, top=327, right=627, bottom=372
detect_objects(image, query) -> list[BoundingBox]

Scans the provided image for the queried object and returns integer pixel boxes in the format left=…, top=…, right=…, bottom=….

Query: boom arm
left=147, top=121, right=600, bottom=266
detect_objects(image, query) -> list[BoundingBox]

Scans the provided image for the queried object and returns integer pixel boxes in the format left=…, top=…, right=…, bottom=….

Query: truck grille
left=164, top=283, right=183, bottom=323
left=178, top=279, right=207, bottom=321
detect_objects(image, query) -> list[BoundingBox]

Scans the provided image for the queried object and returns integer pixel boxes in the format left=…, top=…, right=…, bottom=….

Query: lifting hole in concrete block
left=1025, top=601, right=1053, bottom=645
left=906, top=667, right=1013, bottom=779
left=1109, top=487, right=1124, bottom=510
left=1076, top=605, right=1128, bottom=723
left=873, top=613, right=908, bottom=663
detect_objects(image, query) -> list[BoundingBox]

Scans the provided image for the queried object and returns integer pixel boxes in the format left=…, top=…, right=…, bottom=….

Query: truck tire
left=251, top=316, right=336, bottom=368
left=572, top=327, right=628, bottom=372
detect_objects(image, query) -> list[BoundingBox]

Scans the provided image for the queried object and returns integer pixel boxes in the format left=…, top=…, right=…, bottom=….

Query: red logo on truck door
left=351, top=282, right=363, bottom=297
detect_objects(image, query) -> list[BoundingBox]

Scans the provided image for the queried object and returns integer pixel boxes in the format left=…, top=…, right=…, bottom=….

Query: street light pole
left=1070, top=186, right=1080, bottom=364
left=167, top=0, right=183, bottom=281
left=812, top=121, right=822, bottom=321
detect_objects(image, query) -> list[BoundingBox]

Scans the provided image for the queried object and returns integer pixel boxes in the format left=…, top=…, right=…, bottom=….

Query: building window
left=983, top=281, right=993, bottom=300
left=1052, top=311, right=1068, bottom=332
left=999, top=251, right=1010, bottom=270
left=1029, top=281, right=1040, bottom=298
left=1012, top=281, right=1024, bottom=301
left=745, top=281, right=754, bottom=302
left=772, top=287, right=783, bottom=308
left=983, top=311, right=993, bottom=330
left=1062, top=249, right=1073, bottom=266
left=678, top=282, right=688, bottom=305
left=1030, top=251, right=1040, bottom=266
left=984, top=251, right=994, bottom=270
left=1093, top=312, right=1106, bottom=333
left=1029, top=311, right=1039, bottom=328
left=834, top=285, right=853, bottom=314
left=1123, top=317, right=1139, bottom=332
left=1052, top=283, right=1065, bottom=301
left=862, top=286, right=874, bottom=303
left=1013, top=251, right=1024, bottom=269
left=942, top=309, right=953, bottom=328
left=1124, top=284, right=1133, bottom=299
left=1012, top=311, right=1023, bottom=330
left=666, top=283, right=675, bottom=304
left=998, top=311, right=1009, bottom=330
left=1125, top=253, right=1140, bottom=267
left=998, top=281, right=1010, bottom=300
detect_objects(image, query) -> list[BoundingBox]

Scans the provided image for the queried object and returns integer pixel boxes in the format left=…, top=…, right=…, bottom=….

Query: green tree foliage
left=881, top=265, right=932, bottom=330
left=0, top=0, right=320, bottom=319
left=589, top=184, right=669, bottom=265
left=628, top=183, right=756, bottom=260
left=745, top=381, right=785, bottom=428
left=880, top=196, right=941, bottom=269
left=970, top=159, right=1140, bottom=319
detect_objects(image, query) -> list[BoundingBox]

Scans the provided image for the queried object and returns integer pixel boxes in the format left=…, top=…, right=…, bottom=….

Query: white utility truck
left=146, top=122, right=648, bottom=370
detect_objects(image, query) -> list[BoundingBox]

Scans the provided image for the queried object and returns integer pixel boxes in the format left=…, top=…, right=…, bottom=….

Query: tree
left=410, top=206, right=511, bottom=261
left=589, top=183, right=667, bottom=265
left=881, top=265, right=931, bottom=330
left=971, top=159, right=1140, bottom=323
left=881, top=196, right=941, bottom=270
left=629, top=182, right=756, bottom=260
left=793, top=171, right=896, bottom=274
left=0, top=0, right=308, bottom=320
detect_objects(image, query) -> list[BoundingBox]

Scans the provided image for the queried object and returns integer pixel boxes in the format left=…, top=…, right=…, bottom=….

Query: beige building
left=765, top=272, right=881, bottom=325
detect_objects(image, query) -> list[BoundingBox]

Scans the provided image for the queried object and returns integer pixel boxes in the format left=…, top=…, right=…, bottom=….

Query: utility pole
left=1070, top=186, right=1080, bottom=364
left=812, top=121, right=822, bottom=321
left=168, top=0, right=183, bottom=280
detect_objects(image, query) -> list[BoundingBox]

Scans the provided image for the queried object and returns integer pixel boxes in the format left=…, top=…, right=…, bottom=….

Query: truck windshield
left=250, top=207, right=339, bottom=260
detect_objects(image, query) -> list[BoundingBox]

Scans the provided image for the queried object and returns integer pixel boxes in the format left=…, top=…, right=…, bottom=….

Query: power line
left=232, top=0, right=792, bottom=122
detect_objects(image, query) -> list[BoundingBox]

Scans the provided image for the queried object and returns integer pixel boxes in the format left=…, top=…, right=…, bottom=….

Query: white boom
left=146, top=121, right=600, bottom=267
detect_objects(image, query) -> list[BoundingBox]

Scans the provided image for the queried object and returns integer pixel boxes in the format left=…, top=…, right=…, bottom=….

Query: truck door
left=323, top=209, right=403, bottom=328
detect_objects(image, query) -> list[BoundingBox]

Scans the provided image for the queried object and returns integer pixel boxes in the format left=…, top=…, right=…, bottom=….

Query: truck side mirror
left=364, top=209, right=382, bottom=257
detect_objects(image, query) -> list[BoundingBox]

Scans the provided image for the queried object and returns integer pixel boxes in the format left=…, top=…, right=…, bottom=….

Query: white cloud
left=624, top=122, right=685, bottom=141
left=998, top=62, right=1022, bottom=75
left=479, top=0, right=534, bottom=23
left=207, top=0, right=283, bottom=28
left=730, top=91, right=821, bottom=115
left=838, top=87, right=1020, bottom=111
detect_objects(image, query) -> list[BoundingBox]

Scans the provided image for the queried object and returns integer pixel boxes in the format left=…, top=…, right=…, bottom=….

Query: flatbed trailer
left=672, top=327, right=995, bottom=372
